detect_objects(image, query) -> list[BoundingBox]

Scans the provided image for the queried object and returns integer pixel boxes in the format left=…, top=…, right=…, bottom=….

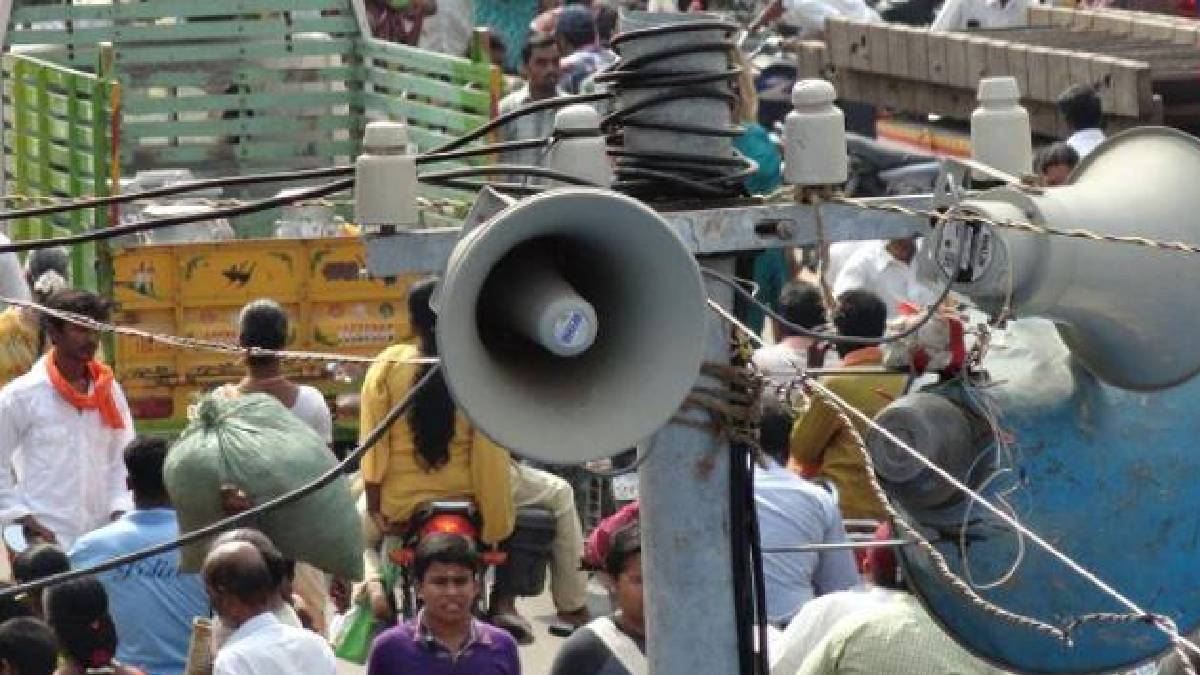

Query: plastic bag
left=333, top=603, right=383, bottom=664
left=165, top=393, right=363, bottom=579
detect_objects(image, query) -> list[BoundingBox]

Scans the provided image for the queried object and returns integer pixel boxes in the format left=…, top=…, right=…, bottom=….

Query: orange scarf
left=45, top=348, right=126, bottom=429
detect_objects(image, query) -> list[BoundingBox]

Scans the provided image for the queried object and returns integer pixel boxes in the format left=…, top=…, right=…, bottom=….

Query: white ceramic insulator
left=971, top=76, right=1034, bottom=179
left=355, top=121, right=418, bottom=232
left=784, top=79, right=848, bottom=186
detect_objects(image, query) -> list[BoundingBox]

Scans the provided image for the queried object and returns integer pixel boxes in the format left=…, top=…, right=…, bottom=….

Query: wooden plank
left=906, top=28, right=931, bottom=83
left=11, top=0, right=350, bottom=23
left=364, top=38, right=494, bottom=83
left=886, top=25, right=911, bottom=78
left=966, top=36, right=991, bottom=87
left=945, top=33, right=970, bottom=88
left=1028, top=5, right=1055, bottom=27
left=366, top=95, right=487, bottom=135
left=987, top=39, right=1011, bottom=81
left=1007, top=43, right=1031, bottom=99
left=122, top=138, right=357, bottom=165
left=123, top=114, right=356, bottom=140
left=20, top=14, right=357, bottom=46
left=1092, top=12, right=1133, bottom=36
left=927, top=31, right=949, bottom=85
left=846, top=21, right=873, bottom=72
left=866, top=23, right=891, bottom=75
left=825, top=18, right=854, bottom=68
left=1045, top=49, right=1076, bottom=103
left=1069, top=52, right=1095, bottom=95
left=1024, top=44, right=1054, bottom=100
left=122, top=89, right=347, bottom=115
left=119, top=64, right=361, bottom=90
left=110, top=38, right=357, bottom=67
left=365, top=66, right=491, bottom=114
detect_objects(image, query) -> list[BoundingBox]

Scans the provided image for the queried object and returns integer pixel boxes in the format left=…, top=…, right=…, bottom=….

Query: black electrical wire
left=744, top=447, right=771, bottom=675
left=701, top=241, right=963, bottom=346
left=418, top=165, right=605, bottom=188
left=0, top=364, right=441, bottom=601
left=426, top=91, right=611, bottom=156
left=0, top=165, right=353, bottom=223
left=0, top=178, right=354, bottom=255
left=608, top=19, right=739, bottom=47
left=421, top=179, right=545, bottom=196
left=597, top=42, right=739, bottom=80
left=415, top=138, right=552, bottom=165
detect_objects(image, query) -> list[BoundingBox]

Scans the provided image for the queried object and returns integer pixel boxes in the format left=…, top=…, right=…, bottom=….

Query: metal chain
left=804, top=376, right=1200, bottom=673
left=0, top=296, right=435, bottom=367
left=830, top=195, right=1200, bottom=257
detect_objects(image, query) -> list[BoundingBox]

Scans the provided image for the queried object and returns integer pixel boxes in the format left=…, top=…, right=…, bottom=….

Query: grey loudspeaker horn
left=931, top=127, right=1200, bottom=391
left=436, top=188, right=707, bottom=463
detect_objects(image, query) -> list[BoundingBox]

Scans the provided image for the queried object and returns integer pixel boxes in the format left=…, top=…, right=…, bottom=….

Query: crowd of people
left=0, top=1, right=1144, bottom=675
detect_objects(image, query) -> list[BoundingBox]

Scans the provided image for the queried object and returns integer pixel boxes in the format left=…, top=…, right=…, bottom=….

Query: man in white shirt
left=750, top=0, right=879, bottom=39
left=756, top=404, right=860, bottom=628
left=1057, top=84, right=1105, bottom=159
left=832, top=237, right=938, bottom=319
left=930, top=0, right=1042, bottom=32
left=204, top=539, right=335, bottom=675
left=754, top=280, right=830, bottom=405
left=0, top=289, right=133, bottom=549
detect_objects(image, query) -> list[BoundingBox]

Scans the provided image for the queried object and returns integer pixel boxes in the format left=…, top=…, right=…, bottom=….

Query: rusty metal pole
left=639, top=256, right=741, bottom=675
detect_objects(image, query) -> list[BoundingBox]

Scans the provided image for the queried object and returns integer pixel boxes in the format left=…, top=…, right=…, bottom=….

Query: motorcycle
left=845, top=132, right=942, bottom=197
left=385, top=500, right=556, bottom=621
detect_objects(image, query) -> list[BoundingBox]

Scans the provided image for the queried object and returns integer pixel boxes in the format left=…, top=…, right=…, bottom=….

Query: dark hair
left=413, top=533, right=480, bottom=582
left=1033, top=141, right=1079, bottom=176
left=596, top=4, right=618, bottom=44
left=833, top=290, right=887, bottom=356
left=1056, top=84, right=1102, bottom=132
left=213, top=528, right=291, bottom=590
left=25, top=247, right=70, bottom=286
left=238, top=298, right=288, bottom=367
left=406, top=278, right=456, bottom=471
left=203, top=542, right=277, bottom=607
left=125, top=436, right=169, bottom=502
left=556, top=6, right=597, bottom=49
left=0, top=582, right=34, bottom=623
left=41, top=289, right=111, bottom=330
left=759, top=401, right=795, bottom=466
left=0, top=617, right=58, bottom=675
left=12, top=544, right=70, bottom=584
left=604, top=523, right=642, bottom=578
left=521, top=30, right=557, bottom=65
left=776, top=280, right=826, bottom=336
left=43, top=578, right=118, bottom=670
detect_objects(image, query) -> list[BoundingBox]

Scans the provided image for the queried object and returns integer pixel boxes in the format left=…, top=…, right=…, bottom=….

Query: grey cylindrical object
left=867, top=393, right=978, bottom=511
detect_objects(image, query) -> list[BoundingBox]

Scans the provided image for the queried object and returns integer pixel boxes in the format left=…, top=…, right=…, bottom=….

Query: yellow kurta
left=359, top=343, right=516, bottom=544
left=0, top=307, right=38, bottom=390
left=789, top=347, right=906, bottom=520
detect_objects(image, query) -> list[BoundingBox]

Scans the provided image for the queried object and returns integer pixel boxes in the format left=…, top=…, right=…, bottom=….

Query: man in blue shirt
left=70, top=436, right=208, bottom=675
left=756, top=403, right=860, bottom=627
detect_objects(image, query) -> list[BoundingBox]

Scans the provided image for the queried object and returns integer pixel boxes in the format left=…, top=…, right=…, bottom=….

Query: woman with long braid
left=360, top=277, right=590, bottom=643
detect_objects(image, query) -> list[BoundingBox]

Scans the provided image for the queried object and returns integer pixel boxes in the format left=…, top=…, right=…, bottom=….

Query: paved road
left=337, top=588, right=573, bottom=674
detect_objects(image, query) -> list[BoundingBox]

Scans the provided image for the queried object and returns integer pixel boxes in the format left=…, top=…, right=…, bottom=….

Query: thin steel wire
left=0, top=296, right=436, bottom=367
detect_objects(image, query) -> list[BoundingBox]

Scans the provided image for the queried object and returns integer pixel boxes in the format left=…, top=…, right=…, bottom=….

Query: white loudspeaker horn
left=931, top=127, right=1200, bottom=391
left=436, top=188, right=707, bottom=463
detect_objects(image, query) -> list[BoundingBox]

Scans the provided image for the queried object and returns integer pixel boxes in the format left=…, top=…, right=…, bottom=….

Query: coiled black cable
left=603, top=17, right=755, bottom=200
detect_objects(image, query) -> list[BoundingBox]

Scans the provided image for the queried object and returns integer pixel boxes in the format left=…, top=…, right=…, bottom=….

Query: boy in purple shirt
left=367, top=533, right=519, bottom=675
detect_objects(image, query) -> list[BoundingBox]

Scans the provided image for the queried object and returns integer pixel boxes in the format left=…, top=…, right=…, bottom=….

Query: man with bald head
left=202, top=539, right=335, bottom=675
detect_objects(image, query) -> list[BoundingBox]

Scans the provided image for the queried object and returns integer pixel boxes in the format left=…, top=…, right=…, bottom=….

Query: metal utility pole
left=640, top=256, right=741, bottom=675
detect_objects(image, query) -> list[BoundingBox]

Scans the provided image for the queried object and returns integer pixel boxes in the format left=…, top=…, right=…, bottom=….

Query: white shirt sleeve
left=293, top=386, right=334, bottom=446
left=106, top=384, right=135, bottom=514
left=0, top=390, right=31, bottom=523
left=832, top=255, right=870, bottom=300
left=930, top=0, right=966, bottom=31
left=0, top=235, right=30, bottom=308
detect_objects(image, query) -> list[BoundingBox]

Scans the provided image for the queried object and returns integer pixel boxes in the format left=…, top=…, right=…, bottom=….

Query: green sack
left=165, top=393, right=364, bottom=579
left=334, top=603, right=383, bottom=664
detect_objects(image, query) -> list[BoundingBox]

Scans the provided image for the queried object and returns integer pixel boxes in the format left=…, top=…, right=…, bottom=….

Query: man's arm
left=106, top=386, right=136, bottom=517
left=0, top=392, right=33, bottom=526
left=789, top=394, right=840, bottom=467
left=813, top=501, right=861, bottom=596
